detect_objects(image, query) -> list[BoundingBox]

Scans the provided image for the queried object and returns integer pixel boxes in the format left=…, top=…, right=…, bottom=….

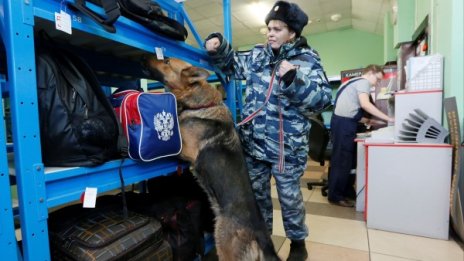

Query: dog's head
left=142, top=55, right=223, bottom=109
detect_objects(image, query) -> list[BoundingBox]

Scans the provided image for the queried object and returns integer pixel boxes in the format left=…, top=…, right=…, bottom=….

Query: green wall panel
left=238, top=28, right=384, bottom=79
left=415, top=0, right=432, bottom=28
left=307, top=28, right=383, bottom=77
left=384, top=12, right=396, bottom=63
left=394, top=0, right=415, bottom=47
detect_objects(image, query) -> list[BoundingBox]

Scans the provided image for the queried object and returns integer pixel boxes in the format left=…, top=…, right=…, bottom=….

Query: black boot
left=287, top=240, right=308, bottom=261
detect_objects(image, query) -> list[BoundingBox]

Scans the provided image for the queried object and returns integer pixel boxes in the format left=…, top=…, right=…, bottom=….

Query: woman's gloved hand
left=205, top=37, right=220, bottom=53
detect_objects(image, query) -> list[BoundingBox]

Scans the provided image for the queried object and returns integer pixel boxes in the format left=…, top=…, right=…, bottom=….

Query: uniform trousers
left=245, top=155, right=308, bottom=240
left=328, top=114, right=358, bottom=202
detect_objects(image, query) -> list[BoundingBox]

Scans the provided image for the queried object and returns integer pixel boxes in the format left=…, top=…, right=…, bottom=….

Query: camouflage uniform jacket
left=205, top=33, right=332, bottom=165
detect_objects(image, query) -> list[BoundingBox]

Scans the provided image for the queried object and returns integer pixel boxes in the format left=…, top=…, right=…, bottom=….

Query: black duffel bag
left=70, top=0, right=188, bottom=41
left=118, top=0, right=188, bottom=41
left=36, top=33, right=120, bottom=166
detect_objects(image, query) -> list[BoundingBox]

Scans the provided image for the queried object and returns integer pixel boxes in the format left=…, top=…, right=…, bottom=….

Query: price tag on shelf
left=155, top=47, right=164, bottom=60
left=55, top=10, right=72, bottom=35
left=82, top=187, right=98, bottom=208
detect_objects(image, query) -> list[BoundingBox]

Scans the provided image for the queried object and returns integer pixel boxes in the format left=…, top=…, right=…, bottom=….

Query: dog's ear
left=181, top=67, right=210, bottom=86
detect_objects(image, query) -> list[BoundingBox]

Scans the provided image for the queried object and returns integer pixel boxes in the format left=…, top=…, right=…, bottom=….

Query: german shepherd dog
left=143, top=56, right=280, bottom=261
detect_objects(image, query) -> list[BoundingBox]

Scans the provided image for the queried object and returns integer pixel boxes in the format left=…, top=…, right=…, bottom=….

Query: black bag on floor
left=123, top=191, right=206, bottom=261
left=139, top=197, right=205, bottom=261
left=48, top=199, right=172, bottom=261
left=36, top=36, right=120, bottom=167
left=147, top=172, right=215, bottom=234
left=158, top=198, right=204, bottom=261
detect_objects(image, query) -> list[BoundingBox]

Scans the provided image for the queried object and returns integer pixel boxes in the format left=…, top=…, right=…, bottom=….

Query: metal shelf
left=31, top=0, right=213, bottom=70
left=8, top=155, right=188, bottom=209
left=0, top=78, right=20, bottom=260
left=0, top=0, right=228, bottom=260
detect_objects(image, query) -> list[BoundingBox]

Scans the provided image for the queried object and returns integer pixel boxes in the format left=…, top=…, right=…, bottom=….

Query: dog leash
left=277, top=98, right=285, bottom=173
left=236, top=62, right=280, bottom=126
left=236, top=62, right=286, bottom=173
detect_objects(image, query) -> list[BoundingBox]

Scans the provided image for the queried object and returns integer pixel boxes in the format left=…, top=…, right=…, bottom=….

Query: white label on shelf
left=155, top=47, right=164, bottom=60
left=83, top=187, right=98, bottom=208
left=55, top=11, right=72, bottom=35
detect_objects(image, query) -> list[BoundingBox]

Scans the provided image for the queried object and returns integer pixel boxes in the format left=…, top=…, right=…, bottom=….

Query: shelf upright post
left=2, top=0, right=50, bottom=260
left=0, top=80, right=20, bottom=260
left=222, top=0, right=237, bottom=121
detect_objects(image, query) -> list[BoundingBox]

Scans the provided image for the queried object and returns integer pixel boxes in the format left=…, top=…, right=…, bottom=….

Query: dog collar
left=186, top=101, right=219, bottom=110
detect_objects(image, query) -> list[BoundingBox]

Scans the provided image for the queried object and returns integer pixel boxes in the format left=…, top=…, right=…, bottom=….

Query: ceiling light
left=246, top=1, right=273, bottom=26
left=330, top=13, right=342, bottom=22
left=259, top=27, right=268, bottom=35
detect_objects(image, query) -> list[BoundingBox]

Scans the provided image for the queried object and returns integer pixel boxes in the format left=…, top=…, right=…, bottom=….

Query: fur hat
left=265, top=1, right=308, bottom=36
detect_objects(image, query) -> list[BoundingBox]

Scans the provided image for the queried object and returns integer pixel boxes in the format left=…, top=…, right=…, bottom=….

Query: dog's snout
left=164, top=59, right=170, bottom=65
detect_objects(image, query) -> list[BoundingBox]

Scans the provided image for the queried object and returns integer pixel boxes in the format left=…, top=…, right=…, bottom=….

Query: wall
left=446, top=0, right=463, bottom=131
left=428, top=0, right=464, bottom=131
left=389, top=0, right=463, bottom=130
left=306, top=28, right=384, bottom=78
left=238, top=28, right=384, bottom=79
left=415, top=0, right=431, bottom=27
left=384, top=12, right=396, bottom=63
left=448, top=0, right=464, bottom=132
left=393, top=0, right=415, bottom=47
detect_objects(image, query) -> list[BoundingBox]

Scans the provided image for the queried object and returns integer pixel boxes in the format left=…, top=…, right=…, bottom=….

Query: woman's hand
left=279, top=60, right=298, bottom=76
left=205, top=37, right=220, bottom=52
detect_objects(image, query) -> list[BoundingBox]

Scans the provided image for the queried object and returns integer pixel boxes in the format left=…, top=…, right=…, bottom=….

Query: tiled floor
left=270, top=160, right=464, bottom=261
left=205, top=159, right=464, bottom=261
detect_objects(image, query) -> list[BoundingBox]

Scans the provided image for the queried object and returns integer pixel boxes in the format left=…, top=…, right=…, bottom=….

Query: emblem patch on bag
left=117, top=91, right=182, bottom=162
left=154, top=110, right=175, bottom=141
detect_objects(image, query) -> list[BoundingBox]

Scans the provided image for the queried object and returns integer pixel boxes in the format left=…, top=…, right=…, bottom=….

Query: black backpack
left=35, top=39, right=120, bottom=167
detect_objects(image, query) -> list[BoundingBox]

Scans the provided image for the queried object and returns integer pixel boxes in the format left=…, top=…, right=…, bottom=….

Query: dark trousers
left=328, top=114, right=358, bottom=202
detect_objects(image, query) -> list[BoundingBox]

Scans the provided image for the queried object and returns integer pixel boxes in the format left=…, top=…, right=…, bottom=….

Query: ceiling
left=182, top=0, right=394, bottom=48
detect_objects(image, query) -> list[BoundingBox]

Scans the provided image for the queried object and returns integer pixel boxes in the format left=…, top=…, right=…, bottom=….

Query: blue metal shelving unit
left=0, top=78, right=20, bottom=260
left=1, top=1, right=49, bottom=259
left=0, top=0, right=235, bottom=260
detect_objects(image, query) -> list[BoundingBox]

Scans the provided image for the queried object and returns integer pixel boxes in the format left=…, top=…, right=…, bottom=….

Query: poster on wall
left=340, top=68, right=363, bottom=83
left=444, top=97, right=464, bottom=242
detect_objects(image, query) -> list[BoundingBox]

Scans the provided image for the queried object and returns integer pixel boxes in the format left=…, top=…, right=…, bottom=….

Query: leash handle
left=237, top=62, right=281, bottom=126
left=277, top=98, right=285, bottom=173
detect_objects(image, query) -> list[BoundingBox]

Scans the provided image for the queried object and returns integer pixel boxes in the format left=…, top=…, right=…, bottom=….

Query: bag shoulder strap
left=333, top=78, right=363, bottom=107
left=69, top=0, right=121, bottom=33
